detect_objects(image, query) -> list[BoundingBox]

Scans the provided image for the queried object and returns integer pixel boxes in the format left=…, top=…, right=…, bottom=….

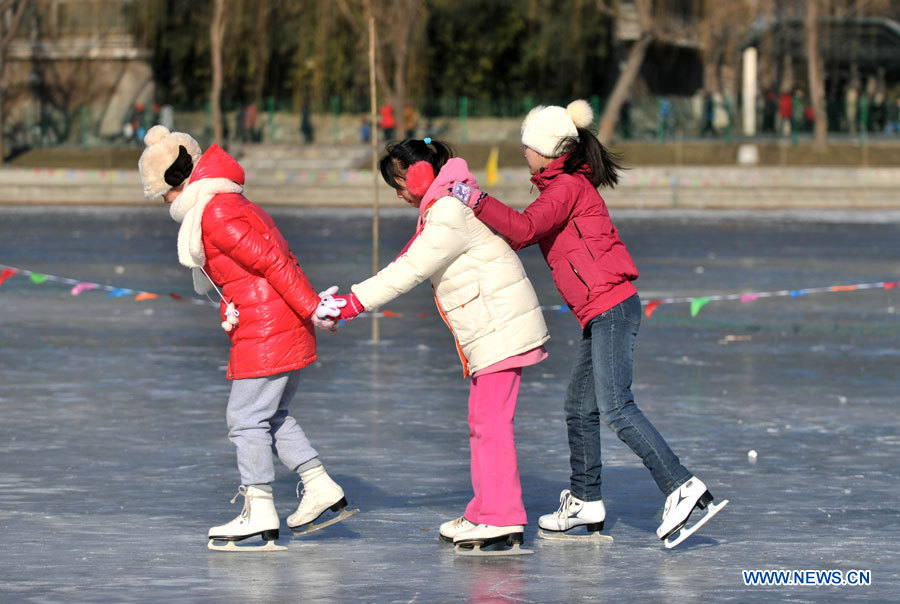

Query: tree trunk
left=252, top=0, right=269, bottom=104
left=0, top=0, right=31, bottom=162
left=598, top=33, right=653, bottom=144
left=806, top=0, right=827, bottom=150
left=210, top=0, right=226, bottom=146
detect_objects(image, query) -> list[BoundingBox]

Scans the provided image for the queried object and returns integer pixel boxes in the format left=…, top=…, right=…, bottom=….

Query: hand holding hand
left=221, top=302, right=239, bottom=332
left=448, top=181, right=486, bottom=210
left=316, top=285, right=347, bottom=320
left=333, top=292, right=365, bottom=321
left=312, top=315, right=339, bottom=333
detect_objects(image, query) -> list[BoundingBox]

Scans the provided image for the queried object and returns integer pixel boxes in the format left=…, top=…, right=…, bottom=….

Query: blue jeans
left=564, top=294, right=691, bottom=501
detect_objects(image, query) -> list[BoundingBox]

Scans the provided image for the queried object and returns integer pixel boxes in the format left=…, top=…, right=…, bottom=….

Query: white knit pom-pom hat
left=521, top=99, right=594, bottom=158
left=138, top=125, right=203, bottom=199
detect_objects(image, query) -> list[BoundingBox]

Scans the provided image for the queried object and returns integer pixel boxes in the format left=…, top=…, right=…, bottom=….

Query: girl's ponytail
left=379, top=138, right=454, bottom=190
left=559, top=128, right=623, bottom=190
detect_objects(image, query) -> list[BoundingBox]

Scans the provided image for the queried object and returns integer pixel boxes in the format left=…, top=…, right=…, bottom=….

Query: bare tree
left=210, top=0, right=226, bottom=145
left=598, top=0, right=654, bottom=143
left=335, top=0, right=424, bottom=115
left=0, top=0, right=30, bottom=160
left=806, top=0, right=827, bottom=149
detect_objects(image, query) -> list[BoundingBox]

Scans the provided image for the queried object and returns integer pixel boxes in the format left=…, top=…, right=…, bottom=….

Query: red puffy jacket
left=474, top=155, right=638, bottom=328
left=190, top=145, right=321, bottom=379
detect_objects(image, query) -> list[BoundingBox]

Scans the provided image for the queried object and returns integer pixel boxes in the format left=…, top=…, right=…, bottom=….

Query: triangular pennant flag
left=789, top=290, right=806, bottom=297
left=169, top=293, right=184, bottom=300
left=884, top=282, right=899, bottom=290
left=831, top=285, right=857, bottom=292
left=557, top=306, right=569, bottom=315
left=740, top=293, right=759, bottom=303
left=135, top=292, right=159, bottom=301
left=107, top=288, right=131, bottom=298
left=0, top=267, right=18, bottom=287
left=381, top=310, right=403, bottom=318
left=71, top=282, right=99, bottom=296
left=485, top=146, right=499, bottom=187
left=690, top=297, right=711, bottom=317
left=29, top=273, right=49, bottom=284
left=645, top=300, right=663, bottom=319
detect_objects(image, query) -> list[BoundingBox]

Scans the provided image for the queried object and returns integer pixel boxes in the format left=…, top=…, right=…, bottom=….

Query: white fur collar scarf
left=169, top=177, right=243, bottom=294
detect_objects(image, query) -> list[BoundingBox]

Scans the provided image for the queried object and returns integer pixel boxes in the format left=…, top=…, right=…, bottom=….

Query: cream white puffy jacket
left=352, top=196, right=549, bottom=376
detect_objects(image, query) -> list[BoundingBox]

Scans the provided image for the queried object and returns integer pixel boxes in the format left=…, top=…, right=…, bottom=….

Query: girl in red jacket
left=138, top=126, right=356, bottom=551
left=449, top=101, right=727, bottom=548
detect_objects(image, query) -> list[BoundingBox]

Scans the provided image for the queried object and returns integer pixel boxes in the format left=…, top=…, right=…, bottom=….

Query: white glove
left=221, top=302, right=239, bottom=332
left=315, top=285, right=347, bottom=320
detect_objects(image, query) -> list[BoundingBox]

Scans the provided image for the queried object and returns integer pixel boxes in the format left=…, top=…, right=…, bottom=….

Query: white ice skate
left=537, top=489, right=613, bottom=543
left=439, top=516, right=476, bottom=543
left=208, top=485, right=286, bottom=552
left=287, top=466, right=359, bottom=536
left=657, top=477, right=728, bottom=549
left=453, top=524, right=533, bottom=556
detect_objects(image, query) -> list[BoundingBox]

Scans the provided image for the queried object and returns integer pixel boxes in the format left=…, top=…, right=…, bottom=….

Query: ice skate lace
left=230, top=486, right=251, bottom=520
left=295, top=480, right=306, bottom=500
left=553, top=489, right=575, bottom=519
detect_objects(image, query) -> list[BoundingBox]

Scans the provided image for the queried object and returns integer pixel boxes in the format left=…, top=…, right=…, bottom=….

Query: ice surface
left=0, top=207, right=898, bottom=602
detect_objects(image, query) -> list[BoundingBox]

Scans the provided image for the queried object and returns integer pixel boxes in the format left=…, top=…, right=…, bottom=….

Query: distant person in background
left=871, top=93, right=886, bottom=133
left=619, top=99, right=632, bottom=140
left=778, top=91, right=793, bottom=136
left=762, top=90, right=777, bottom=134
left=243, top=103, right=259, bottom=143
left=792, top=90, right=806, bottom=134
left=403, top=102, right=418, bottom=138
left=700, top=91, right=716, bottom=137
left=300, top=102, right=315, bottom=144
left=884, top=97, right=900, bottom=136
left=379, top=103, right=396, bottom=141
left=160, top=104, right=175, bottom=131
left=131, top=102, right=146, bottom=142
left=845, top=85, right=859, bottom=134
left=360, top=117, right=371, bottom=143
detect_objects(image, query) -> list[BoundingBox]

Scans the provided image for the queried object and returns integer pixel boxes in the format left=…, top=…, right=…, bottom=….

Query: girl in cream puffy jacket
left=334, top=139, right=548, bottom=551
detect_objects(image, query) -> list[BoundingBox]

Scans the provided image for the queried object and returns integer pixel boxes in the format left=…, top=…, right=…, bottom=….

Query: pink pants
left=464, top=367, right=527, bottom=526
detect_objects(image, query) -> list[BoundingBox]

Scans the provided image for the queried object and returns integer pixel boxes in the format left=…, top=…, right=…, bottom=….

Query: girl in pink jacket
left=449, top=101, right=727, bottom=548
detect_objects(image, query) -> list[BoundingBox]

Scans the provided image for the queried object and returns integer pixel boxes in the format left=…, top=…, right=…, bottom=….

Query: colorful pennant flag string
left=641, top=281, right=900, bottom=319
left=2, top=262, right=897, bottom=321
left=0, top=263, right=214, bottom=307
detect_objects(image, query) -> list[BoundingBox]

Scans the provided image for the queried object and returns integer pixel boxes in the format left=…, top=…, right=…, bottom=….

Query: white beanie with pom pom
left=138, top=125, right=203, bottom=199
left=521, top=99, right=594, bottom=158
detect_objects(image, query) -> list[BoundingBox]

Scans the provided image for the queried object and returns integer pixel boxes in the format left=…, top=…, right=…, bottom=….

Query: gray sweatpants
left=226, top=370, right=319, bottom=485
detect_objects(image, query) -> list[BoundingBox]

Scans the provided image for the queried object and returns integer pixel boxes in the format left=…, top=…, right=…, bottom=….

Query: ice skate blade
left=663, top=499, right=729, bottom=549
left=454, top=543, right=533, bottom=556
left=290, top=507, right=359, bottom=536
left=207, top=539, right=287, bottom=553
left=538, top=529, right=613, bottom=543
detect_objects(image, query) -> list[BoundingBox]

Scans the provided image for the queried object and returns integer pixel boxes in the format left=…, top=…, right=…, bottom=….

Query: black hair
left=554, top=128, right=624, bottom=189
left=378, top=138, right=454, bottom=189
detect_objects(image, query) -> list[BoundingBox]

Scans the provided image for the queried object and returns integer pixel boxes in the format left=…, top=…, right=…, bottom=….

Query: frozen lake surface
left=1, top=207, right=898, bottom=603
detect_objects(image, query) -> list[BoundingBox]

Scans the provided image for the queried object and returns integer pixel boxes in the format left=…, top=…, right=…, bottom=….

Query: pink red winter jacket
left=192, top=146, right=321, bottom=379
left=474, top=155, right=638, bottom=328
